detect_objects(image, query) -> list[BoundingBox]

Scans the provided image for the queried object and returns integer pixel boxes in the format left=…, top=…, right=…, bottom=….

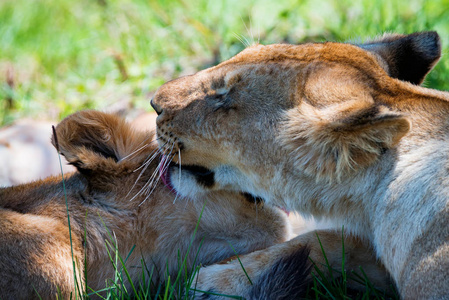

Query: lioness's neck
left=268, top=161, right=381, bottom=237
left=273, top=81, right=449, bottom=276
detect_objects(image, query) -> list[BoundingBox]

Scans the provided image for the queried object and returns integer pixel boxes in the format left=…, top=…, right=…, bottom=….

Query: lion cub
left=0, top=110, right=289, bottom=299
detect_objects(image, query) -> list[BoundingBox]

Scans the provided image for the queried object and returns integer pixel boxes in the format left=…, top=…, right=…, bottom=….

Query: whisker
left=119, top=142, right=150, bottom=162
left=130, top=138, right=178, bottom=206
left=139, top=142, right=175, bottom=205
left=127, top=140, right=168, bottom=201
left=233, top=33, right=247, bottom=47
left=139, top=154, right=173, bottom=205
left=241, top=15, right=253, bottom=46
left=172, top=149, right=182, bottom=204
left=249, top=15, right=254, bottom=45
left=149, top=145, right=174, bottom=191
left=242, top=35, right=251, bottom=48
left=136, top=148, right=161, bottom=171
left=134, top=140, right=168, bottom=172
left=126, top=146, right=165, bottom=199
left=149, top=143, right=175, bottom=190
left=239, top=15, right=252, bottom=47
left=119, top=136, right=160, bottom=162
left=126, top=160, right=154, bottom=200
left=141, top=149, right=168, bottom=192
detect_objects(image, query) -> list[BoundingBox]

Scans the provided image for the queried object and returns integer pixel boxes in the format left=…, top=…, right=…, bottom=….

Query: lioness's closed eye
left=152, top=31, right=449, bottom=299
left=0, top=110, right=289, bottom=299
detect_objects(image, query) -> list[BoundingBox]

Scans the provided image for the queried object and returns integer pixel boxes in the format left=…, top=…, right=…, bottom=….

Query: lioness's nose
left=150, top=99, right=163, bottom=115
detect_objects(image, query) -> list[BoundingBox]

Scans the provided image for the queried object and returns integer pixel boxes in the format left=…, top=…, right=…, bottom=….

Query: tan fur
left=0, top=110, right=289, bottom=299
left=152, top=32, right=449, bottom=298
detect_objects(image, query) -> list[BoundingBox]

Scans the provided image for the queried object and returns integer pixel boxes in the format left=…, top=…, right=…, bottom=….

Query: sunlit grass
left=1, top=0, right=449, bottom=124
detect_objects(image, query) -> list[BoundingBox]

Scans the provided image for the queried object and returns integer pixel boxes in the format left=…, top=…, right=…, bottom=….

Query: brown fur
left=0, top=110, right=289, bottom=299
left=151, top=32, right=449, bottom=298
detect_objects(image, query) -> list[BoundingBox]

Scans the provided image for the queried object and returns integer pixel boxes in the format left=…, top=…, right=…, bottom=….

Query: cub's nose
left=150, top=99, right=163, bottom=115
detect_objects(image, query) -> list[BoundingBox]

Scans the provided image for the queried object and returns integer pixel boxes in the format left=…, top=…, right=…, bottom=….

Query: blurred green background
left=1, top=0, right=448, bottom=125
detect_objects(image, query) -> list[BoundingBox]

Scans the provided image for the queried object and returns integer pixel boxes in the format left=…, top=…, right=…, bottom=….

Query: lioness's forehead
left=192, top=43, right=388, bottom=97
left=214, top=43, right=381, bottom=70
left=153, top=42, right=386, bottom=108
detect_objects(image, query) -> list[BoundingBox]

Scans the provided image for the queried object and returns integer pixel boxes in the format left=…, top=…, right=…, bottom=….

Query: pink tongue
left=281, top=207, right=290, bottom=216
left=275, top=206, right=290, bottom=216
left=159, top=155, right=176, bottom=194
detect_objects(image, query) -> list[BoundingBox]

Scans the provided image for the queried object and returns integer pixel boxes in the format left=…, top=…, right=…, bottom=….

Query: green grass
left=1, top=0, right=449, bottom=125
left=63, top=230, right=399, bottom=299
left=56, top=232, right=398, bottom=299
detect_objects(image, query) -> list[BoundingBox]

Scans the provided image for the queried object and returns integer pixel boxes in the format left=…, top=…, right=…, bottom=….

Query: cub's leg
left=0, top=209, right=83, bottom=300
left=191, top=230, right=390, bottom=299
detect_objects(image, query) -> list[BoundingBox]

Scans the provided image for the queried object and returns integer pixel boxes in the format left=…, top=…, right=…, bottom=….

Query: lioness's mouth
left=178, top=164, right=215, bottom=187
left=159, top=155, right=216, bottom=193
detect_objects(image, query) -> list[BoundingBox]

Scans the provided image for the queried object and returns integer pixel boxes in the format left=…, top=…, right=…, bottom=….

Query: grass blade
left=227, top=241, right=253, bottom=285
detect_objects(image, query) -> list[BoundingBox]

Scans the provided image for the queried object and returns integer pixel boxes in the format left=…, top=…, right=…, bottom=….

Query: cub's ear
left=52, top=110, right=147, bottom=174
left=358, top=31, right=440, bottom=85
left=280, top=99, right=410, bottom=182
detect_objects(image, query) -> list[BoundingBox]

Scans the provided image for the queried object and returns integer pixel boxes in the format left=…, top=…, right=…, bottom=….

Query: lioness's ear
left=52, top=110, right=144, bottom=174
left=280, top=99, right=410, bottom=182
left=358, top=31, right=440, bottom=85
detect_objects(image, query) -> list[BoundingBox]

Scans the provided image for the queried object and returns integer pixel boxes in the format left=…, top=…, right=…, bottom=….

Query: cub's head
left=152, top=32, right=440, bottom=203
left=52, top=110, right=157, bottom=194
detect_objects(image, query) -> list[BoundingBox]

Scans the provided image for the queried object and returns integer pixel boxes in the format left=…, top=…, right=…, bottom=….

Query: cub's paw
left=189, top=247, right=312, bottom=299
left=189, top=259, right=252, bottom=299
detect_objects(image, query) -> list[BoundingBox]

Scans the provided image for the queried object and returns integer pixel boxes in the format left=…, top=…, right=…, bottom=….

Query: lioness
left=152, top=31, right=448, bottom=298
left=0, top=110, right=290, bottom=299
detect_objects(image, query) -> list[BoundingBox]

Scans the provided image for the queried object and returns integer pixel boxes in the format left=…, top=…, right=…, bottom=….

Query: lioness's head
left=152, top=32, right=440, bottom=209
